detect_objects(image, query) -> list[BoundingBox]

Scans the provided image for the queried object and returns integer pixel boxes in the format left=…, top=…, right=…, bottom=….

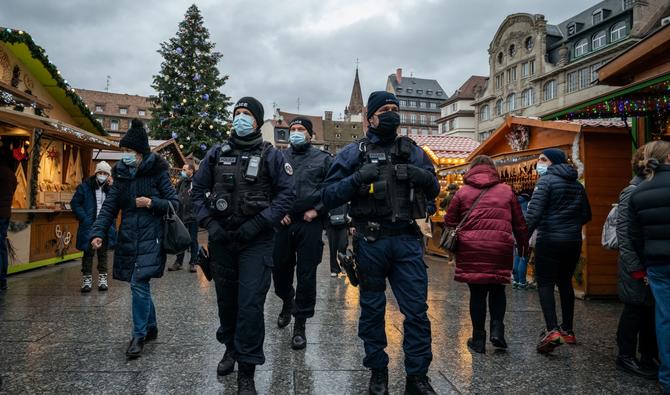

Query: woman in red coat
left=445, top=155, right=528, bottom=353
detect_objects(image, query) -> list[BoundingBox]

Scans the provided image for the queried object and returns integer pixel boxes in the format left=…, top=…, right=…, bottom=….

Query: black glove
left=207, top=221, right=233, bottom=242
left=407, top=164, right=435, bottom=187
left=354, top=163, right=379, bottom=185
left=236, top=216, right=266, bottom=242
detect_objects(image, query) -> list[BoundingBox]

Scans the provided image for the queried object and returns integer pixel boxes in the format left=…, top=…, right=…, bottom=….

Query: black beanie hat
left=234, top=97, right=264, bottom=128
left=542, top=148, right=567, bottom=165
left=366, top=91, right=400, bottom=119
left=289, top=117, right=314, bottom=136
left=119, top=119, right=150, bottom=154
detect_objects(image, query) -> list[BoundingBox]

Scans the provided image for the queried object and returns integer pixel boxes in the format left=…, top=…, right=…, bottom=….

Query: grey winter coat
left=616, top=176, right=653, bottom=306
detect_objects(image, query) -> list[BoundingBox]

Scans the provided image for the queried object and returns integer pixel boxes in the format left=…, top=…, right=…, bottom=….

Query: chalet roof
left=409, top=134, right=480, bottom=159
left=443, top=75, right=488, bottom=105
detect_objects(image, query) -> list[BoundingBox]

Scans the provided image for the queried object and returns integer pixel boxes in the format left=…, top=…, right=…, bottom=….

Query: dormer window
left=397, top=87, right=403, bottom=92
left=406, top=88, right=413, bottom=93
left=416, top=89, right=423, bottom=94
left=593, top=10, right=603, bottom=24
left=509, top=44, right=516, bottom=57
left=567, top=22, right=577, bottom=36
left=436, top=90, right=443, bottom=96
left=426, top=90, right=433, bottom=95
left=497, top=52, right=504, bottom=64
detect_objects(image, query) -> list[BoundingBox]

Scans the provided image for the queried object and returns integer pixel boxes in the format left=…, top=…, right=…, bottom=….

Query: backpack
left=601, top=203, right=619, bottom=250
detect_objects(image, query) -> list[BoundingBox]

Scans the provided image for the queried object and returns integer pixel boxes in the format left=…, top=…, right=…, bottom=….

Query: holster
left=337, top=249, right=359, bottom=287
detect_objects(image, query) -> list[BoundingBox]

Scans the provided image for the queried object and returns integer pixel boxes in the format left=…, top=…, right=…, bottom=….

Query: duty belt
left=353, top=220, right=418, bottom=243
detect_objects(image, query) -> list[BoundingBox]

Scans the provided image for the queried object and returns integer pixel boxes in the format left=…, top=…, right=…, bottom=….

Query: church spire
left=345, top=66, right=364, bottom=119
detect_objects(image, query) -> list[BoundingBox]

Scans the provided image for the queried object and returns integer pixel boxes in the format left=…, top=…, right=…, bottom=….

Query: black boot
left=277, top=299, right=292, bottom=328
left=467, top=329, right=486, bottom=354
left=237, top=362, right=257, bottom=395
left=145, top=326, right=158, bottom=342
left=490, top=320, right=507, bottom=349
left=217, top=349, right=236, bottom=376
left=125, top=337, right=144, bottom=359
left=291, top=318, right=307, bottom=350
left=405, top=375, right=437, bottom=395
left=368, top=367, right=388, bottom=395
left=616, top=355, right=657, bottom=380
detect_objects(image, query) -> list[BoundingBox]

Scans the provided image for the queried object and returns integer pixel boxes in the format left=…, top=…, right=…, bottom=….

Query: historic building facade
left=386, top=68, right=445, bottom=136
left=473, top=0, right=670, bottom=141
left=76, top=88, right=153, bottom=138
left=437, top=75, right=487, bottom=139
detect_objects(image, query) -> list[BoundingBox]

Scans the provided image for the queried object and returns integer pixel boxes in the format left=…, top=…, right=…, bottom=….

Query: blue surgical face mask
left=121, top=153, right=138, bottom=167
left=96, top=174, right=108, bottom=184
left=536, top=163, right=548, bottom=177
left=180, top=170, right=188, bottom=178
left=233, top=113, right=255, bottom=136
left=289, top=131, right=307, bottom=146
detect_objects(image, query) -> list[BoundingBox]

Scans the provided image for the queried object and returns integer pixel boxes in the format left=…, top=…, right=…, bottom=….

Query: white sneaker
left=98, top=273, right=108, bottom=291
left=81, top=275, right=93, bottom=293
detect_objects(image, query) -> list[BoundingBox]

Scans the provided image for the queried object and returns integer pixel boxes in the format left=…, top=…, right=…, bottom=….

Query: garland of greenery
left=30, top=128, right=42, bottom=208
left=0, top=27, right=105, bottom=135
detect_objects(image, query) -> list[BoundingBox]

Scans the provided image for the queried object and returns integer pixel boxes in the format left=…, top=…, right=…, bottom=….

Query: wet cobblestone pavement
left=0, top=236, right=665, bottom=394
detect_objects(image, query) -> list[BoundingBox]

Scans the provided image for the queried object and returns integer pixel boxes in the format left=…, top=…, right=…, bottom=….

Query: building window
left=507, top=93, right=516, bottom=112
left=399, top=100, right=407, bottom=107
left=590, top=61, right=603, bottom=82
left=420, top=114, right=427, bottom=125
left=507, top=67, right=517, bottom=83
left=411, top=128, right=418, bottom=134
left=495, top=74, right=503, bottom=90
left=543, top=80, right=557, bottom=101
left=410, top=114, right=417, bottom=123
left=497, top=52, right=504, bottom=64
left=578, top=67, right=590, bottom=89
left=451, top=103, right=457, bottom=112
left=567, top=22, right=577, bottom=36
left=525, top=36, right=534, bottom=51
left=521, top=61, right=535, bottom=78
left=400, top=112, right=407, bottom=122
left=611, top=22, right=627, bottom=42
left=95, top=105, right=104, bottom=112
left=509, top=44, right=516, bottom=57
left=406, top=88, right=413, bottom=93
left=426, top=90, right=433, bottom=95
left=409, top=100, right=416, bottom=107
left=336, top=133, right=341, bottom=139
left=119, top=107, right=128, bottom=115
left=495, top=99, right=504, bottom=116
left=421, top=128, right=429, bottom=136
left=95, top=117, right=104, bottom=126
left=567, top=71, right=578, bottom=93
left=480, top=105, right=490, bottom=121
left=420, top=101, right=427, bottom=109
left=110, top=119, right=119, bottom=131
left=351, top=135, right=357, bottom=139
left=592, top=30, right=607, bottom=50
left=574, top=39, right=588, bottom=58
left=138, top=109, right=146, bottom=116
left=400, top=127, right=408, bottom=135
left=521, top=88, right=534, bottom=107
left=623, top=0, right=633, bottom=9
left=593, top=10, right=603, bottom=24
left=430, top=102, right=437, bottom=109
left=430, top=115, right=436, bottom=124
left=416, top=89, right=423, bottom=94
left=448, top=120, right=454, bottom=131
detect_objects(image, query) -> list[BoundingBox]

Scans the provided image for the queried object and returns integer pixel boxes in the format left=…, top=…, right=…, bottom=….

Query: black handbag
left=163, top=201, right=191, bottom=254
left=440, top=188, right=489, bottom=253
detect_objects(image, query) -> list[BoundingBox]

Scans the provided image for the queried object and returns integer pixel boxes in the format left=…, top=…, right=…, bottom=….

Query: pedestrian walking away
left=628, top=140, right=670, bottom=394
left=322, top=91, right=440, bottom=395
left=326, top=203, right=350, bottom=277
left=0, top=147, right=17, bottom=292
left=272, top=116, right=333, bottom=351
left=168, top=162, right=200, bottom=273
left=444, top=155, right=528, bottom=354
left=191, top=97, right=295, bottom=395
left=512, top=190, right=531, bottom=289
left=525, top=148, right=592, bottom=354
left=71, top=161, right=117, bottom=292
left=90, top=119, right=178, bottom=360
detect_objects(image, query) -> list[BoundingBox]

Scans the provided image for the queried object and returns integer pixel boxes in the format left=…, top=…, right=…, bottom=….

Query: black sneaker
left=217, top=349, right=236, bottom=376
left=237, top=362, right=257, bottom=395
left=616, top=355, right=657, bottom=380
left=277, top=299, right=292, bottom=329
left=368, top=367, right=388, bottom=395
left=291, top=319, right=307, bottom=350
left=125, top=337, right=144, bottom=359
left=405, top=375, right=437, bottom=395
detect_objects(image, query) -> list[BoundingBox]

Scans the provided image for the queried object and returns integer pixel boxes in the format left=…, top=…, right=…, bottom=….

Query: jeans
left=326, top=225, right=348, bottom=274
left=0, top=218, right=8, bottom=283
left=647, top=264, right=670, bottom=392
left=468, top=284, right=506, bottom=332
left=81, top=243, right=108, bottom=275
left=175, top=222, right=199, bottom=265
left=512, top=254, right=528, bottom=284
left=616, top=303, right=657, bottom=360
left=130, top=275, right=157, bottom=338
left=535, top=240, right=581, bottom=331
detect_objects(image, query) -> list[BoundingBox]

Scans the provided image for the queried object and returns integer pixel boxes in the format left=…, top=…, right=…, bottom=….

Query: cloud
left=2, top=0, right=592, bottom=119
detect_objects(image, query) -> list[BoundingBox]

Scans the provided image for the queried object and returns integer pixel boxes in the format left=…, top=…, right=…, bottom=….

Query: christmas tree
left=149, top=4, right=231, bottom=157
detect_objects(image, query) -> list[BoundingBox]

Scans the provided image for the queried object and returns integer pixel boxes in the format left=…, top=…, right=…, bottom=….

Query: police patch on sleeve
left=284, top=163, right=294, bottom=175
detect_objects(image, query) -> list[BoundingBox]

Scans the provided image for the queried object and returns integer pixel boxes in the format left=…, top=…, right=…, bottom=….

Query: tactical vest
left=209, top=141, right=273, bottom=228
left=349, top=136, right=427, bottom=222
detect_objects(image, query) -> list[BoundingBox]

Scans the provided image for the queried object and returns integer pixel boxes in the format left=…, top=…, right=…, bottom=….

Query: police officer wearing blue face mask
left=322, top=91, right=439, bottom=395
left=191, top=97, right=295, bottom=394
left=272, top=117, right=333, bottom=350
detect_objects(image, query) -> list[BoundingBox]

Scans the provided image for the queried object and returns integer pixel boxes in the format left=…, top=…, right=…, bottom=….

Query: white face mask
left=96, top=174, right=108, bottom=184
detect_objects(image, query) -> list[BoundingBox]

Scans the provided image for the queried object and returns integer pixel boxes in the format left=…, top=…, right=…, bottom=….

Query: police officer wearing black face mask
left=272, top=117, right=333, bottom=350
left=322, top=91, right=439, bottom=395
left=191, top=97, right=295, bottom=395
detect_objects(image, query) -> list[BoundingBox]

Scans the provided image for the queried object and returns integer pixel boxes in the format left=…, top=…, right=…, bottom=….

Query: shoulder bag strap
left=456, top=188, right=490, bottom=230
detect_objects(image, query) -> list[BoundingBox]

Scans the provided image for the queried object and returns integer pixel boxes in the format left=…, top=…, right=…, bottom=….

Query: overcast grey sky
left=3, top=0, right=594, bottom=119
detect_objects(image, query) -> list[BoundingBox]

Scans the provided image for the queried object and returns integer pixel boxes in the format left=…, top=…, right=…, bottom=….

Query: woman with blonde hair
left=628, top=140, right=670, bottom=394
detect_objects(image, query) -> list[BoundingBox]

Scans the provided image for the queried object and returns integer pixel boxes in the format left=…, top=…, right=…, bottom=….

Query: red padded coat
left=444, top=165, right=528, bottom=284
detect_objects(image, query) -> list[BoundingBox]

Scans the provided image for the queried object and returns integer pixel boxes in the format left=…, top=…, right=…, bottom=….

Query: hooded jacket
left=525, top=163, right=592, bottom=243
left=90, top=153, right=178, bottom=282
left=70, top=176, right=117, bottom=251
left=444, top=165, right=528, bottom=284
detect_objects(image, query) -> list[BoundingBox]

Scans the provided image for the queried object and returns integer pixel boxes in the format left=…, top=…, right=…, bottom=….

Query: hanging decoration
left=506, top=125, right=530, bottom=151
left=571, top=131, right=585, bottom=179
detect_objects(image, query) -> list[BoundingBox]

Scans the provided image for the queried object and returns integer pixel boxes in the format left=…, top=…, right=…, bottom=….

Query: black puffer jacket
left=283, top=144, right=332, bottom=218
left=629, top=165, right=670, bottom=268
left=175, top=177, right=196, bottom=224
left=90, top=153, right=178, bottom=282
left=616, top=176, right=653, bottom=305
left=525, top=163, right=592, bottom=242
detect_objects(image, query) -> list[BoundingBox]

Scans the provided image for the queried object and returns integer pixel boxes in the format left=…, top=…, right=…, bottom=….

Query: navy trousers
left=356, top=233, right=433, bottom=375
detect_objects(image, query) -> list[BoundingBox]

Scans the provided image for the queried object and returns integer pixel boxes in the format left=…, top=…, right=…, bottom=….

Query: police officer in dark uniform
left=322, top=91, right=439, bottom=395
left=273, top=117, right=332, bottom=350
left=191, top=97, right=294, bottom=395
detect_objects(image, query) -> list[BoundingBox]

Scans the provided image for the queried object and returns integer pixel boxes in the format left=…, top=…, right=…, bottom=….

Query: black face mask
left=370, top=111, right=400, bottom=138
